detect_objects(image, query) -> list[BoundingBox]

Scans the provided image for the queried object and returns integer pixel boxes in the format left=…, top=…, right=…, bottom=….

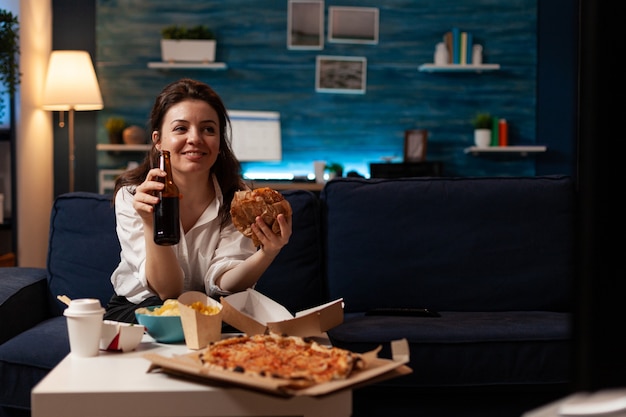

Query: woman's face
left=153, top=99, right=221, bottom=179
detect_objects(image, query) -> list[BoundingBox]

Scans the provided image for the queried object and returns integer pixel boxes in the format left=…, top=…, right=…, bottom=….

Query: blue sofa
left=0, top=175, right=575, bottom=417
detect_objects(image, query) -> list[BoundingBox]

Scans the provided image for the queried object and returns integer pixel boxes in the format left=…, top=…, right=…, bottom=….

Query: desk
left=245, top=181, right=324, bottom=193
left=31, top=335, right=351, bottom=417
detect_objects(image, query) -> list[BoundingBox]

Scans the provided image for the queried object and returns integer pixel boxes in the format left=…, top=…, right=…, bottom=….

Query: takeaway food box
left=220, top=288, right=344, bottom=337
left=145, top=338, right=412, bottom=397
left=144, top=289, right=411, bottom=396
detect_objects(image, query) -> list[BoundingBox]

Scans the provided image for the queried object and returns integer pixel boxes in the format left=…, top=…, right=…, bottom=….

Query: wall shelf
left=419, top=63, right=500, bottom=73
left=147, top=62, right=227, bottom=70
left=97, top=144, right=151, bottom=152
left=464, top=145, right=547, bottom=156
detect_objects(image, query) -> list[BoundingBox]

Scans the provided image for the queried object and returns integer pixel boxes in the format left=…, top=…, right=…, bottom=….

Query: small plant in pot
left=472, top=113, right=493, bottom=130
left=325, top=162, right=344, bottom=179
left=105, top=117, right=127, bottom=144
left=161, top=24, right=215, bottom=40
left=160, top=24, right=216, bottom=63
left=472, top=113, right=492, bottom=148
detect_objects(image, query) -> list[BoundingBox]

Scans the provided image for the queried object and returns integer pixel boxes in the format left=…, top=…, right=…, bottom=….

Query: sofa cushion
left=47, top=192, right=120, bottom=312
left=255, top=189, right=326, bottom=313
left=0, top=267, right=50, bottom=345
left=328, top=311, right=571, bottom=387
left=0, top=316, right=68, bottom=410
left=321, top=176, right=575, bottom=313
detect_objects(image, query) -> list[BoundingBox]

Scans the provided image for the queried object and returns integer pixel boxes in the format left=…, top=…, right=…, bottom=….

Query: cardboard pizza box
left=220, top=289, right=344, bottom=337
left=144, top=338, right=412, bottom=397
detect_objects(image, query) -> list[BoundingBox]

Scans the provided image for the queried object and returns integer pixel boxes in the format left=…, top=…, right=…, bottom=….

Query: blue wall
left=95, top=0, right=560, bottom=179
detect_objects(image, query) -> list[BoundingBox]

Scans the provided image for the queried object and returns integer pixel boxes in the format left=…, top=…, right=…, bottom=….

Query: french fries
left=138, top=299, right=220, bottom=316
left=188, top=301, right=221, bottom=316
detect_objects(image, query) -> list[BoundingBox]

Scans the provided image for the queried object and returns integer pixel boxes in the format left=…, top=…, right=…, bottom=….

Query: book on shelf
left=444, top=31, right=453, bottom=64
left=451, top=27, right=461, bottom=64
left=444, top=29, right=475, bottom=65
left=460, top=32, right=468, bottom=64
left=491, top=117, right=499, bottom=146
left=498, top=119, right=508, bottom=146
left=465, top=32, right=473, bottom=64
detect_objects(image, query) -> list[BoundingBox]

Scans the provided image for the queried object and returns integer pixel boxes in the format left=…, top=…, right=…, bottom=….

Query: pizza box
left=144, top=338, right=412, bottom=397
left=220, top=288, right=344, bottom=337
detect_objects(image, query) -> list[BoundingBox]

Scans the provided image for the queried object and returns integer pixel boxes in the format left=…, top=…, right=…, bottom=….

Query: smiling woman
left=103, top=78, right=293, bottom=325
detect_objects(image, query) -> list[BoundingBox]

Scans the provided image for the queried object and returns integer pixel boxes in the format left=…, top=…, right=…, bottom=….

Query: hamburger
left=230, top=187, right=292, bottom=247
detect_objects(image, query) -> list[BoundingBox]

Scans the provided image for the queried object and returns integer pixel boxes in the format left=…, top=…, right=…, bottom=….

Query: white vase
left=434, top=42, right=449, bottom=65
left=160, top=39, right=216, bottom=63
left=472, top=44, right=483, bottom=65
left=474, top=129, right=491, bottom=148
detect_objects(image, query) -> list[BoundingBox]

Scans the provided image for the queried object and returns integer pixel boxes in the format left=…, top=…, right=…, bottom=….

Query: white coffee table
left=31, top=334, right=352, bottom=417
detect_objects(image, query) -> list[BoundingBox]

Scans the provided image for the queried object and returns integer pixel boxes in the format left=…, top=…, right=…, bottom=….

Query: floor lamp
left=42, top=51, right=103, bottom=192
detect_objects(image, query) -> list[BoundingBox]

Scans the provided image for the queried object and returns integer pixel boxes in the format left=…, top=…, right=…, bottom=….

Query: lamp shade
left=42, top=50, right=103, bottom=111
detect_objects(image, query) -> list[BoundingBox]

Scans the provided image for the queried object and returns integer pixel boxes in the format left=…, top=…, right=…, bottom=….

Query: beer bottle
left=153, top=150, right=180, bottom=245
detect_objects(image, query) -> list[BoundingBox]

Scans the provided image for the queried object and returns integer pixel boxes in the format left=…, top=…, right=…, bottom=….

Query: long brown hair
left=113, top=78, right=245, bottom=225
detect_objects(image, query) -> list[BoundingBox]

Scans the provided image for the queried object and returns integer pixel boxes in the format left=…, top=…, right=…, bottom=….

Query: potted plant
left=160, top=24, right=216, bottom=63
left=472, top=113, right=492, bottom=148
left=325, top=162, right=343, bottom=179
left=105, top=117, right=127, bottom=144
left=0, top=9, right=21, bottom=119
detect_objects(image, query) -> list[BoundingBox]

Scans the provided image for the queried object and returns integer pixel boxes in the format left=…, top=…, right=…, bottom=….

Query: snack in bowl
left=145, top=299, right=181, bottom=316
left=199, top=333, right=364, bottom=389
left=230, top=187, right=292, bottom=247
left=135, top=300, right=184, bottom=343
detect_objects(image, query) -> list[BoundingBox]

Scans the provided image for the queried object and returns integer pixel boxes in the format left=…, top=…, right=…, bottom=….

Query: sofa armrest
left=0, top=267, right=52, bottom=345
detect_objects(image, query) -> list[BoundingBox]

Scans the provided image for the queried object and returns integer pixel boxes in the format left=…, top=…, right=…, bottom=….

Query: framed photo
left=404, top=129, right=428, bottom=162
left=328, top=6, right=379, bottom=44
left=315, top=55, right=367, bottom=94
left=287, top=0, right=324, bottom=50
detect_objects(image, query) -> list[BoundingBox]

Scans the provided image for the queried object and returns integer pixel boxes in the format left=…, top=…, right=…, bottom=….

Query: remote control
left=365, top=307, right=440, bottom=317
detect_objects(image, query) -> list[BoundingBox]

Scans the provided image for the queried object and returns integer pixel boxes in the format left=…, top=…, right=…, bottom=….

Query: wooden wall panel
left=96, top=0, right=539, bottom=178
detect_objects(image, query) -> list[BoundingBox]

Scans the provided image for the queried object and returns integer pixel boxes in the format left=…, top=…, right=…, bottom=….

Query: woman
left=104, top=78, right=292, bottom=323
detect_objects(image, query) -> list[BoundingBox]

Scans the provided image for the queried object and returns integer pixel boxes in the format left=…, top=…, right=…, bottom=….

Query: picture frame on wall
left=328, top=6, right=379, bottom=44
left=404, top=129, right=428, bottom=162
left=315, top=55, right=367, bottom=94
left=287, top=0, right=324, bottom=50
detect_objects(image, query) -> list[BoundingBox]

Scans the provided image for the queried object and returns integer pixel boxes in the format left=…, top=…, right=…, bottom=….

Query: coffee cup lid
left=63, top=298, right=105, bottom=316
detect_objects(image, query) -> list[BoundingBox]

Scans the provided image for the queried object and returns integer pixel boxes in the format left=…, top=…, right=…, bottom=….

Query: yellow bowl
left=135, top=306, right=184, bottom=343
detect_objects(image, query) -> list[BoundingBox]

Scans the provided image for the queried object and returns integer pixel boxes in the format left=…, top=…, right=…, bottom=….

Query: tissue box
left=221, top=289, right=343, bottom=337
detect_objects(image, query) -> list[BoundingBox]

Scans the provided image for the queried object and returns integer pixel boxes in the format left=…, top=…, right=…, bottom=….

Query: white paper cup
left=64, top=298, right=105, bottom=357
left=314, top=161, right=326, bottom=184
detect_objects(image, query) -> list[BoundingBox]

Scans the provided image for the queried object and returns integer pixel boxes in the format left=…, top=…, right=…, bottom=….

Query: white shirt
left=110, top=176, right=256, bottom=304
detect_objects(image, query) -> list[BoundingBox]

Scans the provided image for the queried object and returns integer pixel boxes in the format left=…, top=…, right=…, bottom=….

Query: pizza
left=199, top=333, right=363, bottom=388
